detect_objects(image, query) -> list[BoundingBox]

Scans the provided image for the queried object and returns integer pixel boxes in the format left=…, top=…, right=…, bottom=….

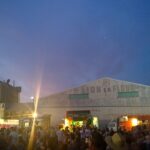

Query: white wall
left=38, top=78, right=150, bottom=126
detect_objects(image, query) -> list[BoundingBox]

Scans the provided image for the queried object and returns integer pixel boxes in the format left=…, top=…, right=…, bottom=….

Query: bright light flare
left=131, top=118, right=138, bottom=127
left=32, top=112, right=37, bottom=118
left=27, top=58, right=45, bottom=150
left=64, top=118, right=69, bottom=127
left=93, top=117, right=99, bottom=128
left=27, top=76, right=42, bottom=150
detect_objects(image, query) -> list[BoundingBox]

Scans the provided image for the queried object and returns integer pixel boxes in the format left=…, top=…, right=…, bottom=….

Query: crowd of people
left=0, top=124, right=150, bottom=150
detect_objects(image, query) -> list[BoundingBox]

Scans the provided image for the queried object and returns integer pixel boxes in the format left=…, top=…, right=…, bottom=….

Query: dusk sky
left=0, top=1, right=150, bottom=102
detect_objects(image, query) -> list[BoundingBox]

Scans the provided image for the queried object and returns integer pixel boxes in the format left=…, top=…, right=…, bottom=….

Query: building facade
left=38, top=78, right=150, bottom=126
left=0, top=80, right=34, bottom=120
left=0, top=80, right=21, bottom=103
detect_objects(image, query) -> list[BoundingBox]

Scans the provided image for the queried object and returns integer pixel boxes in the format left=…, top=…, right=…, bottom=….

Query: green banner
left=118, top=91, right=139, bottom=98
left=69, top=94, right=89, bottom=100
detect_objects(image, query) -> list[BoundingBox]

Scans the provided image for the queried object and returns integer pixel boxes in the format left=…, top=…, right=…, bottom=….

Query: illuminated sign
left=66, top=110, right=90, bottom=120
left=0, top=119, right=19, bottom=125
